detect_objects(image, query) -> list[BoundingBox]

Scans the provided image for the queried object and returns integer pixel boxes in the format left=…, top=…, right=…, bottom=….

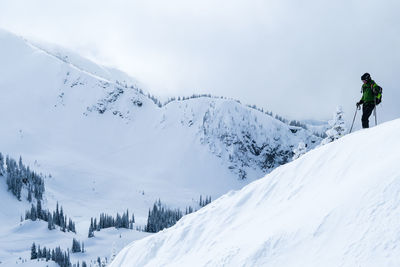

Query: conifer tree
left=37, top=200, right=42, bottom=219
left=72, top=238, right=81, bottom=253
left=145, top=200, right=184, bottom=233
left=88, top=224, right=94, bottom=238
left=321, top=105, right=347, bottom=145
left=55, top=202, right=60, bottom=226
left=37, top=245, right=42, bottom=259
left=60, top=207, right=64, bottom=227
left=46, top=248, right=51, bottom=261
left=30, top=204, right=37, bottom=221
left=27, top=189, right=32, bottom=202
left=48, top=213, right=55, bottom=230
left=31, top=242, right=37, bottom=259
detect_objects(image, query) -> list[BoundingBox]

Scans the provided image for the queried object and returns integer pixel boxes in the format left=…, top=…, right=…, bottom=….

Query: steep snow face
left=163, top=99, right=319, bottom=179
left=111, top=119, right=400, bottom=267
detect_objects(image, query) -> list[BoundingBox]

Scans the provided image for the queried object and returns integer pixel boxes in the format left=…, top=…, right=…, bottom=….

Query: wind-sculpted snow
left=111, top=119, right=400, bottom=267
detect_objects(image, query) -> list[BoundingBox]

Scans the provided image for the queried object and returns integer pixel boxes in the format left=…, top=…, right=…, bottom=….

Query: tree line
left=30, top=242, right=79, bottom=267
left=146, top=196, right=212, bottom=233
left=25, top=201, right=76, bottom=233
left=88, top=209, right=135, bottom=238
left=31, top=238, right=86, bottom=267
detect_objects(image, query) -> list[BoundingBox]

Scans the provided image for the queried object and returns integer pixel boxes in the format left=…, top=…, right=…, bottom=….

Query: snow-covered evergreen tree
left=292, top=142, right=307, bottom=160
left=37, top=245, right=42, bottom=259
left=25, top=202, right=75, bottom=232
left=72, top=238, right=81, bottom=253
left=3, top=154, right=45, bottom=201
left=46, top=248, right=51, bottom=262
left=89, top=209, right=134, bottom=234
left=27, top=189, right=32, bottom=202
left=31, top=242, right=37, bottom=259
left=37, top=200, right=42, bottom=219
left=320, top=105, right=346, bottom=146
left=199, top=195, right=212, bottom=207
left=48, top=213, right=55, bottom=230
left=130, top=214, right=135, bottom=229
left=145, top=199, right=184, bottom=233
left=88, top=218, right=95, bottom=238
left=30, top=204, right=37, bottom=221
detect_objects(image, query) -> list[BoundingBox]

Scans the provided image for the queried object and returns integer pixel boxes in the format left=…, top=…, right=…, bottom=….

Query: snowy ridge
left=111, top=119, right=400, bottom=267
left=0, top=28, right=321, bottom=265
left=0, top=28, right=318, bottom=184
left=163, top=98, right=319, bottom=178
left=24, top=36, right=141, bottom=89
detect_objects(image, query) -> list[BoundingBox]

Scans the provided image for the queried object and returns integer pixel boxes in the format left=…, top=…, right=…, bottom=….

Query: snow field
left=111, top=119, right=400, bottom=267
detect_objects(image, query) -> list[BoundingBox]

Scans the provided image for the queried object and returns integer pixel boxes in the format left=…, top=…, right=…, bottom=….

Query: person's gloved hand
left=356, top=101, right=363, bottom=108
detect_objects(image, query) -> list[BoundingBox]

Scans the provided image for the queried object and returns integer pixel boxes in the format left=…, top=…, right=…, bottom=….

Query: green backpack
left=373, top=83, right=383, bottom=105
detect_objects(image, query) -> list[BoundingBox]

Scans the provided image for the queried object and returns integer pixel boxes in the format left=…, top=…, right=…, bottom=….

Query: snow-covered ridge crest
left=162, top=98, right=320, bottom=178
left=0, top=28, right=319, bottom=180
left=111, top=119, right=400, bottom=267
left=20, top=33, right=141, bottom=89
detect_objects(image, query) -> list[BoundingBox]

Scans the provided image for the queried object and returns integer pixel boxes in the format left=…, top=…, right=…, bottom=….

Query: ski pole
left=349, top=105, right=359, bottom=133
left=373, top=97, right=377, bottom=126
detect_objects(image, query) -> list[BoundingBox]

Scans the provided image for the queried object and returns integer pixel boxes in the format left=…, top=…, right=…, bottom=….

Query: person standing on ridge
left=356, top=73, right=382, bottom=128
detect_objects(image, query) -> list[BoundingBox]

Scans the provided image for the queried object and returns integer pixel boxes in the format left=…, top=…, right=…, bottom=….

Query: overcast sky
left=1, top=0, right=399, bottom=124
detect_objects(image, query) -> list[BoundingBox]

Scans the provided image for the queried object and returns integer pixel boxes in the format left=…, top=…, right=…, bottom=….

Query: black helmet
left=361, top=73, right=371, bottom=81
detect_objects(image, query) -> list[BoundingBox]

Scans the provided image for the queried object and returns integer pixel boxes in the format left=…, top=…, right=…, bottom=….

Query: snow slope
left=0, top=29, right=320, bottom=264
left=111, top=119, right=400, bottom=267
left=0, top=27, right=319, bottom=218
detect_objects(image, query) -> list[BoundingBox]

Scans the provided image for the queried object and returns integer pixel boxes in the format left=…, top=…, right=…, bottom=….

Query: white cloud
left=0, top=0, right=399, bottom=123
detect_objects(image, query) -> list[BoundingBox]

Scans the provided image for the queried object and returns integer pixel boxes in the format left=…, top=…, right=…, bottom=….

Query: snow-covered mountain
left=0, top=29, right=320, bottom=265
left=111, top=119, right=400, bottom=267
left=0, top=28, right=320, bottom=201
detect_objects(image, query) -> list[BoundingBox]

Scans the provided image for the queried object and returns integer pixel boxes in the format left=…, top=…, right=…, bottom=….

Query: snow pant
left=361, top=102, right=375, bottom=128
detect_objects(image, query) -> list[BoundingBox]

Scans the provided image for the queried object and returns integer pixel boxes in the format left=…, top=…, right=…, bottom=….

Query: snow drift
left=111, top=119, right=400, bottom=267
